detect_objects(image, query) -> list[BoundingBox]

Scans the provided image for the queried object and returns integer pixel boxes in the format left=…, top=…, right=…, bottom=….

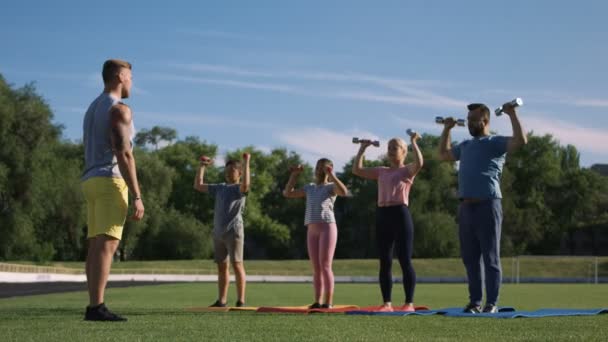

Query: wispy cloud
left=145, top=73, right=296, bottom=93
left=166, top=63, right=466, bottom=109
left=276, top=127, right=387, bottom=169
left=522, top=114, right=608, bottom=155
left=570, top=98, right=608, bottom=108
left=137, top=111, right=281, bottom=130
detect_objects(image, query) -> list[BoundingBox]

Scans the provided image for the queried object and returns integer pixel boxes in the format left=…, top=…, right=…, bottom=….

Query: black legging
left=376, top=205, right=416, bottom=303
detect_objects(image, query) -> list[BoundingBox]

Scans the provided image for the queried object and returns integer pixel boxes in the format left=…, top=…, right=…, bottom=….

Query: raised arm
left=282, top=165, right=306, bottom=198
left=326, top=165, right=348, bottom=196
left=438, top=117, right=457, bottom=161
left=110, top=103, right=144, bottom=221
left=352, top=141, right=378, bottom=180
left=240, top=153, right=251, bottom=193
left=501, top=103, right=528, bottom=153
left=407, top=132, right=424, bottom=176
left=193, top=160, right=210, bottom=193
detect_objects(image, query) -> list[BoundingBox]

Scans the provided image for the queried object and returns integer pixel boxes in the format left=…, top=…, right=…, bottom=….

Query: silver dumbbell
left=435, top=116, right=466, bottom=126
left=352, top=137, right=380, bottom=147
left=495, top=98, right=523, bottom=116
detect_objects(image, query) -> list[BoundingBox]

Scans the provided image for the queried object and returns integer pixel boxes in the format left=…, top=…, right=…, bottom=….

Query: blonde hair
left=388, top=137, right=407, bottom=150
left=102, top=59, right=132, bottom=83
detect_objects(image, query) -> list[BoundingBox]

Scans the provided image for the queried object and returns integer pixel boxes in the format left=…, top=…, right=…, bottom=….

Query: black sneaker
left=84, top=303, right=127, bottom=322
left=209, top=300, right=227, bottom=307
left=308, top=302, right=321, bottom=309
left=482, top=304, right=498, bottom=313
left=320, top=304, right=333, bottom=309
left=462, top=303, right=481, bottom=313
left=235, top=300, right=245, bottom=307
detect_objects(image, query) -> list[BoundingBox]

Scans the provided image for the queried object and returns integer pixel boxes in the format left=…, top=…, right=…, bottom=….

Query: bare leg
left=307, top=224, right=323, bottom=303
left=319, top=223, right=337, bottom=305
left=86, top=235, right=119, bottom=306
left=217, top=261, right=229, bottom=303
left=232, top=261, right=246, bottom=303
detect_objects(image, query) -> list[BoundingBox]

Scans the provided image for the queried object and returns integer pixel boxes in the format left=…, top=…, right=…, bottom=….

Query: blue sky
left=1, top=0, right=607, bottom=169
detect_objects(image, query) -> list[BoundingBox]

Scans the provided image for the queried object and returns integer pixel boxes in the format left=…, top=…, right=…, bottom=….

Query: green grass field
left=7, top=257, right=608, bottom=278
left=1, top=283, right=607, bottom=341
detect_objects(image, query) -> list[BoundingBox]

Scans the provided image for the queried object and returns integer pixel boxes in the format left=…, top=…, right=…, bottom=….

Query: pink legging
left=307, top=222, right=338, bottom=302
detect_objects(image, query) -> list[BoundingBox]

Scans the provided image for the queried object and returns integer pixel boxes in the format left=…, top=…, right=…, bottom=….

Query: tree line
left=1, top=75, right=607, bottom=262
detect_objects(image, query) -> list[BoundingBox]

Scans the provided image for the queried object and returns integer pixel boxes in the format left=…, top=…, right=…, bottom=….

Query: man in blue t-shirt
left=438, top=102, right=527, bottom=313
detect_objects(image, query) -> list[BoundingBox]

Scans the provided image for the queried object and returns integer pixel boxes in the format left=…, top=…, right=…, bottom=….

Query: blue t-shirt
left=207, top=183, right=246, bottom=236
left=451, top=135, right=510, bottom=199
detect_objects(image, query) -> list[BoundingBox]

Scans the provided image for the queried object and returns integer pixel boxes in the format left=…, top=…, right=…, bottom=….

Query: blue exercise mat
left=346, top=307, right=608, bottom=318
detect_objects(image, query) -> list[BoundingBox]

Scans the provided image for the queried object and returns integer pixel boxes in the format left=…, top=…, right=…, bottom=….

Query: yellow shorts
left=82, top=177, right=128, bottom=240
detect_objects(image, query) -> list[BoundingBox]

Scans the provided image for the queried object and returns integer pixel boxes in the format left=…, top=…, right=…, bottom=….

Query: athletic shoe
left=308, top=302, right=322, bottom=309
left=84, top=303, right=127, bottom=322
left=462, top=303, right=481, bottom=313
left=482, top=304, right=498, bottom=313
left=396, top=304, right=415, bottom=312
left=209, top=300, right=227, bottom=307
left=320, top=304, right=333, bottom=309
left=236, top=300, right=245, bottom=308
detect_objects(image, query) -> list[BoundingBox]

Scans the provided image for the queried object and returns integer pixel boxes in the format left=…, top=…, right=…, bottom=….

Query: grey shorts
left=213, top=227, right=244, bottom=263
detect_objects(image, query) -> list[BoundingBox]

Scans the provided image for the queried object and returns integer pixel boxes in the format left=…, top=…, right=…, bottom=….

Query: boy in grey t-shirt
left=194, top=154, right=251, bottom=308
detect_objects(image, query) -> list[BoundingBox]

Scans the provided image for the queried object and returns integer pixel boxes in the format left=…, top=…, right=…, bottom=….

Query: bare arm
left=352, top=141, right=378, bottom=180
left=240, top=153, right=251, bottom=193
left=110, top=103, right=144, bottom=220
left=502, top=104, right=528, bottom=153
left=193, top=163, right=209, bottom=192
left=438, top=118, right=457, bottom=162
left=283, top=166, right=306, bottom=198
left=326, top=166, right=348, bottom=197
left=407, top=133, right=424, bottom=176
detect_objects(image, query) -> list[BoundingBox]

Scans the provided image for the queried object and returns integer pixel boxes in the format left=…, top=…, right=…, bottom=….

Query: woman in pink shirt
left=352, top=133, right=423, bottom=312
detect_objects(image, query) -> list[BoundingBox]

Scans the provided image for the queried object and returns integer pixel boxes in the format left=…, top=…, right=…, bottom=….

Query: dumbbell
left=352, top=137, right=380, bottom=147
left=199, top=155, right=213, bottom=165
left=435, top=117, right=465, bottom=126
left=495, top=98, right=523, bottom=116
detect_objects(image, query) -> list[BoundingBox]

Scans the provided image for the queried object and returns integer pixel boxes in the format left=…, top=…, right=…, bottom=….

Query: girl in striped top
left=283, top=158, right=349, bottom=309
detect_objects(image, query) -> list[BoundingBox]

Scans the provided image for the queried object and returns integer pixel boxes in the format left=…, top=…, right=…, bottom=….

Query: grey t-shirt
left=208, top=183, right=247, bottom=236
left=303, top=183, right=336, bottom=226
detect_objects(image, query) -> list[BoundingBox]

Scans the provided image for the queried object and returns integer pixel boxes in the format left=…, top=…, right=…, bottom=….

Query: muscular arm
left=438, top=126, right=456, bottom=161
left=110, top=103, right=144, bottom=220
left=506, top=110, right=528, bottom=153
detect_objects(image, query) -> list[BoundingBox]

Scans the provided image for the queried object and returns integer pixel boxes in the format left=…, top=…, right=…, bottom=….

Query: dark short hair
left=467, top=103, right=490, bottom=118
left=225, top=160, right=242, bottom=168
left=102, top=59, right=132, bottom=83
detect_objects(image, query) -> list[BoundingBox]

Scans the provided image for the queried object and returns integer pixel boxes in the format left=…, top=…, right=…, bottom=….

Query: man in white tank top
left=81, top=59, right=145, bottom=321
